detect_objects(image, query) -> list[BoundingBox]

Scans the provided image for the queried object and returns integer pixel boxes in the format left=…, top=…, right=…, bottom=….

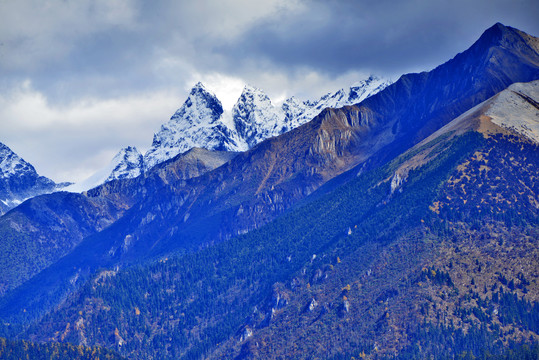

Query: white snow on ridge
left=74, top=76, right=392, bottom=191
left=143, top=82, right=243, bottom=171
left=141, top=76, right=391, bottom=176
left=486, top=80, right=539, bottom=143
left=284, top=75, right=391, bottom=131
left=0, top=141, right=63, bottom=213
left=0, top=142, right=36, bottom=179
left=107, top=146, right=143, bottom=181
left=66, top=146, right=143, bottom=192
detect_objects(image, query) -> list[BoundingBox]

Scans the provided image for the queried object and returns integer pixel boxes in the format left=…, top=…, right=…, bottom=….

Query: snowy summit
left=75, top=76, right=392, bottom=191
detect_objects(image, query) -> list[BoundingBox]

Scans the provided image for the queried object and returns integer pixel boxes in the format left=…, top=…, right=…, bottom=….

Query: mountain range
left=69, top=76, right=390, bottom=191
left=1, top=76, right=389, bottom=207
left=0, top=22, right=538, bottom=360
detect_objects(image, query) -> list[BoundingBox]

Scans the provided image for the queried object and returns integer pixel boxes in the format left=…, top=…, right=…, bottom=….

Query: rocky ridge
left=82, top=76, right=390, bottom=190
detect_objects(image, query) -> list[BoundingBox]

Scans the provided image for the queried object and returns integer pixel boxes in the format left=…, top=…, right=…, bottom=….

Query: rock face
left=143, top=83, right=242, bottom=171
left=0, top=142, right=65, bottom=215
left=107, top=147, right=144, bottom=181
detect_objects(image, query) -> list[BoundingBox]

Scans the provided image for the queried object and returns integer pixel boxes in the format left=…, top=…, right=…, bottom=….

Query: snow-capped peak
left=66, top=146, right=143, bottom=193
left=143, top=82, right=241, bottom=171
left=233, top=85, right=283, bottom=148
left=0, top=142, right=36, bottom=179
left=0, top=141, right=60, bottom=214
left=169, top=82, right=223, bottom=125
left=235, top=84, right=275, bottom=110
left=348, top=75, right=391, bottom=104
left=107, top=146, right=143, bottom=181
left=143, top=77, right=391, bottom=172
left=81, top=76, right=392, bottom=190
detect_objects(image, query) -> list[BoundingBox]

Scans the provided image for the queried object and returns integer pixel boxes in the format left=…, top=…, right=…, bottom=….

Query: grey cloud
left=3, top=0, right=538, bottom=103
left=215, top=0, right=539, bottom=78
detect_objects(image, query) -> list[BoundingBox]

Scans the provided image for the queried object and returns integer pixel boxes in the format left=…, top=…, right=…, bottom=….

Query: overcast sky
left=1, top=0, right=538, bottom=183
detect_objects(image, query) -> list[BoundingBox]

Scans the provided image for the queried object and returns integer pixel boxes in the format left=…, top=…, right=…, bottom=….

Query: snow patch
left=308, top=298, right=318, bottom=311
left=390, top=173, right=405, bottom=194
left=486, top=81, right=539, bottom=143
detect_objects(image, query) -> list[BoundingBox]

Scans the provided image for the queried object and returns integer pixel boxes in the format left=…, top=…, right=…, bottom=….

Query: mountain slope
left=24, top=131, right=486, bottom=359
left=0, top=192, right=125, bottom=296
left=1, top=23, right=537, bottom=323
left=485, top=81, right=539, bottom=141
left=211, top=135, right=539, bottom=360
left=86, top=22, right=539, bottom=253
left=22, top=77, right=539, bottom=358
left=0, top=148, right=237, bottom=297
left=25, top=124, right=539, bottom=359
left=0, top=142, right=65, bottom=215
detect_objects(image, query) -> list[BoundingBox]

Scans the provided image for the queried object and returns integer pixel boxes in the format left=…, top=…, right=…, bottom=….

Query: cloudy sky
left=1, top=0, right=538, bottom=183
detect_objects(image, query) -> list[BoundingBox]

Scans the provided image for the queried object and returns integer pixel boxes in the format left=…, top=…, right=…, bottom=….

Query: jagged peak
left=107, top=146, right=143, bottom=182
left=282, top=96, right=304, bottom=106
left=188, top=82, right=218, bottom=99
left=0, top=141, right=22, bottom=160
left=185, top=82, right=220, bottom=102
left=236, top=84, right=272, bottom=104
left=473, top=22, right=532, bottom=51
left=241, top=83, right=264, bottom=93
left=120, top=145, right=139, bottom=152
left=351, top=74, right=384, bottom=88
left=192, top=81, right=205, bottom=90
left=170, top=82, right=223, bottom=123
left=479, top=22, right=510, bottom=39
left=488, top=22, right=507, bottom=32
left=0, top=141, right=36, bottom=178
left=113, top=146, right=142, bottom=160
